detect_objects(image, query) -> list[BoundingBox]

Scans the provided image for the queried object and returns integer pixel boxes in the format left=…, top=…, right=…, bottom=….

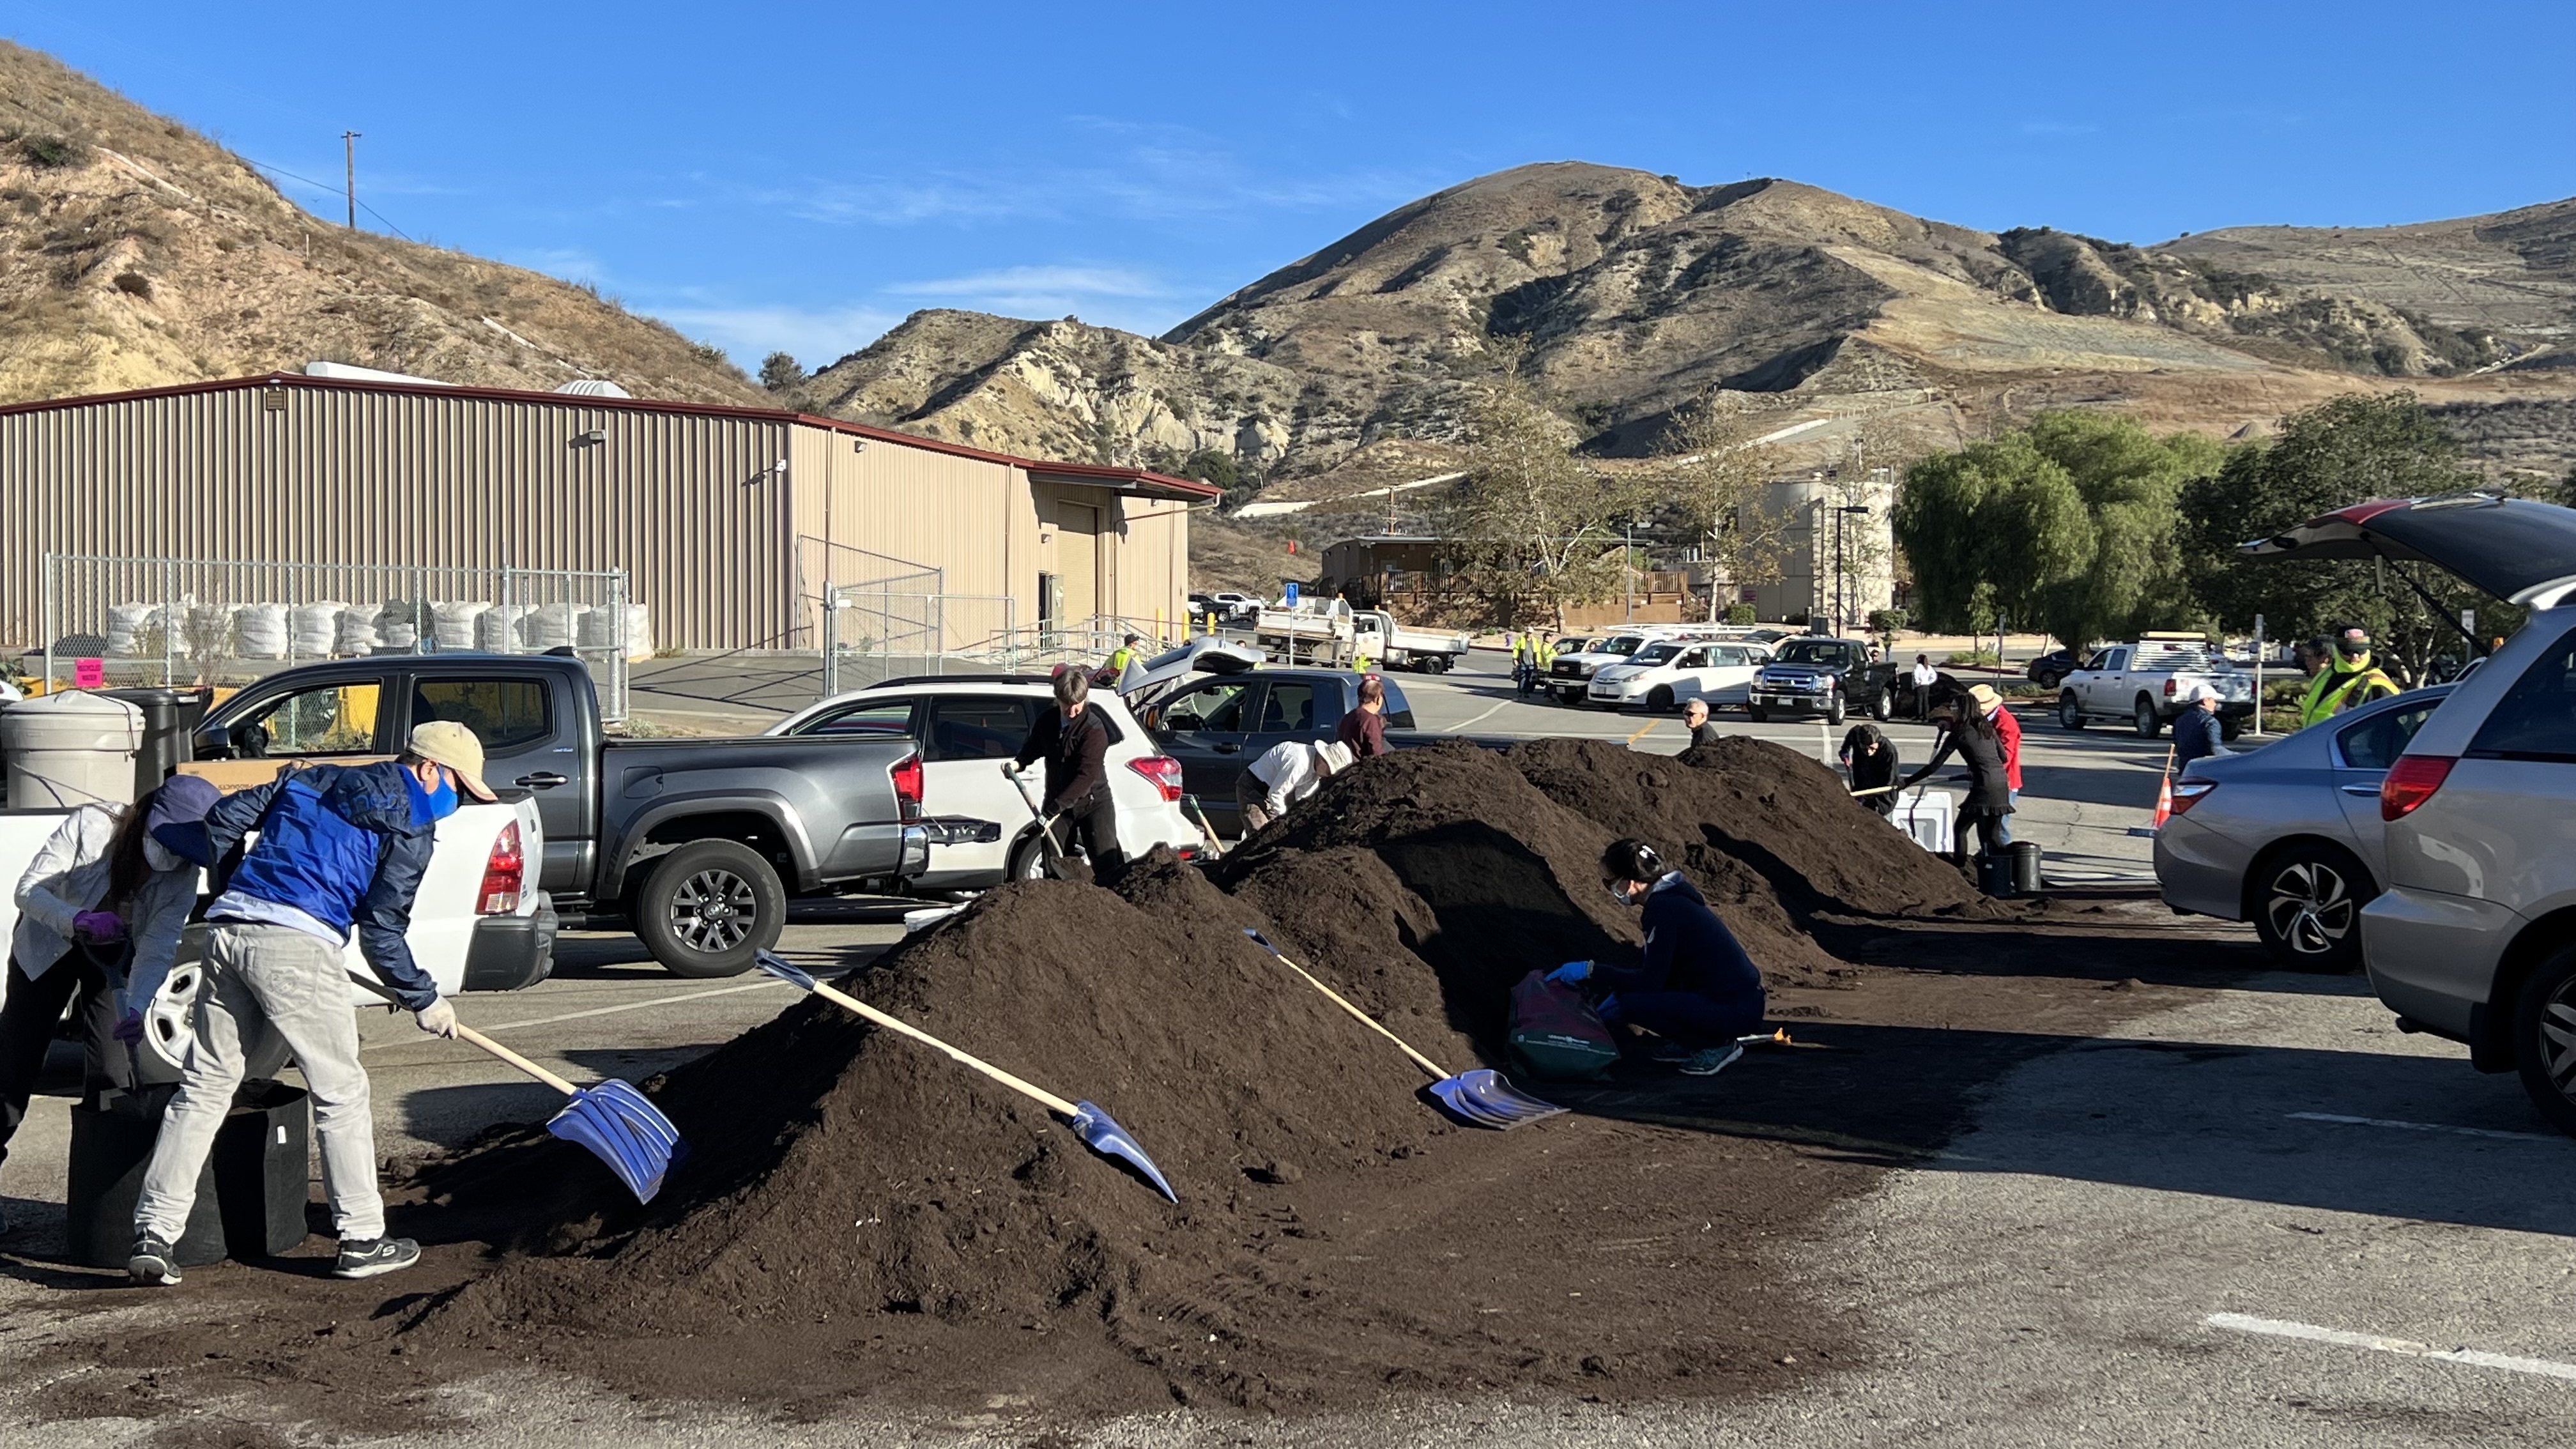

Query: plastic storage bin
left=1, top=691, right=146, bottom=808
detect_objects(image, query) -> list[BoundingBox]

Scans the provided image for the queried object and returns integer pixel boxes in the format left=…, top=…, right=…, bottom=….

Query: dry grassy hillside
left=0, top=43, right=766, bottom=404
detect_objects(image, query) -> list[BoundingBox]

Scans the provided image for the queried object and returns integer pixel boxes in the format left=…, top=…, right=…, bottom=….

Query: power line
left=238, top=155, right=413, bottom=241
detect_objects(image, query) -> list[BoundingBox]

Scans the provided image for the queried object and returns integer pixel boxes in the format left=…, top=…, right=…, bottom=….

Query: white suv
left=2246, top=494, right=2576, bottom=1133
left=767, top=677, right=1203, bottom=889
left=1587, top=638, right=1774, bottom=710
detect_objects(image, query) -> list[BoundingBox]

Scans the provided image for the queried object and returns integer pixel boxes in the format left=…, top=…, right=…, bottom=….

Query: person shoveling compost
left=1544, top=838, right=1768, bottom=1077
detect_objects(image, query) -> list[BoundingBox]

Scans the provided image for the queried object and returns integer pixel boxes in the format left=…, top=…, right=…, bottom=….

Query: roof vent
left=555, top=379, right=632, bottom=398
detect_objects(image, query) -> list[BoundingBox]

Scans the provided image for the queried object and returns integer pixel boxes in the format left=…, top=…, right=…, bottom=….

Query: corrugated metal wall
left=1, top=384, right=797, bottom=651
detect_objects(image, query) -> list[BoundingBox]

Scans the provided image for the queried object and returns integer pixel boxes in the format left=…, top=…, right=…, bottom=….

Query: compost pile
left=394, top=735, right=1983, bottom=1408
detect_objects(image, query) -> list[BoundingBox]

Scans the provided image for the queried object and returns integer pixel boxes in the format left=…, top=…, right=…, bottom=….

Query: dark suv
left=1749, top=637, right=1876, bottom=723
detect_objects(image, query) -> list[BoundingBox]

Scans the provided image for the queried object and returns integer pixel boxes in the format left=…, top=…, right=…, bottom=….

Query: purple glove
left=72, top=910, right=125, bottom=945
left=114, top=1010, right=145, bottom=1045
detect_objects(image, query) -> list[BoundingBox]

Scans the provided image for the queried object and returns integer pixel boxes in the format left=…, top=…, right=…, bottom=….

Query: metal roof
left=0, top=371, right=1225, bottom=503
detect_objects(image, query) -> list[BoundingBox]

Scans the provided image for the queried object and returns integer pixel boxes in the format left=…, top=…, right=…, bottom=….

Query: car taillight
left=477, top=820, right=523, bottom=916
left=891, top=751, right=924, bottom=821
left=2163, top=678, right=2178, bottom=697
left=2167, top=779, right=2218, bottom=816
left=2381, top=755, right=2456, bottom=822
left=1128, top=755, right=1185, bottom=802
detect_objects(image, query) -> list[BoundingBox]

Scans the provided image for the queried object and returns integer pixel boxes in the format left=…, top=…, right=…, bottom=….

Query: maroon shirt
left=1336, top=705, right=1389, bottom=758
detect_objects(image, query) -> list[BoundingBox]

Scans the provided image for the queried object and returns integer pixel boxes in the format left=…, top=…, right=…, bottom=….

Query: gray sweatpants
left=135, top=923, right=384, bottom=1244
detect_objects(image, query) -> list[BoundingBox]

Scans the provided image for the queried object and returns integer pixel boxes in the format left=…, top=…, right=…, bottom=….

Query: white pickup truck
left=1351, top=609, right=1468, bottom=673
left=2055, top=632, right=2257, bottom=739
left=1, top=783, right=552, bottom=1078
left=1250, top=597, right=1358, bottom=664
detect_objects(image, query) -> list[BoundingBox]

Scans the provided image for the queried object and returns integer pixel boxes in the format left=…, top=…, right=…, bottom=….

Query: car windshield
left=1775, top=641, right=1859, bottom=668
left=1598, top=636, right=1650, bottom=657
left=1634, top=643, right=1681, bottom=666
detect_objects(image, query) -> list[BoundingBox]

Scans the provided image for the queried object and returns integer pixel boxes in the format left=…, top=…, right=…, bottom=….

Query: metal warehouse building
left=0, top=371, right=1215, bottom=659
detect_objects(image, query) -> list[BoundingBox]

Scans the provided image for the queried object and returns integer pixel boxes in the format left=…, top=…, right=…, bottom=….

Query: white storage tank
left=2, top=691, right=147, bottom=808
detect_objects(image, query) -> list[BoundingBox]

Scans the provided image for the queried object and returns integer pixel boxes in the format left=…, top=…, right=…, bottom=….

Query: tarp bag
left=1507, top=970, right=1620, bottom=1080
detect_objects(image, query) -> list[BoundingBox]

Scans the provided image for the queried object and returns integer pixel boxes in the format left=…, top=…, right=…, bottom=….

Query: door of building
left=1056, top=501, right=1101, bottom=629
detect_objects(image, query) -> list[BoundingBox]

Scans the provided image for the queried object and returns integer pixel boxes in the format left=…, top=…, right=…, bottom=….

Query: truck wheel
left=1870, top=686, right=1894, bottom=723
left=1007, top=832, right=1053, bottom=882
left=2133, top=695, right=2163, bottom=739
left=1825, top=692, right=1846, bottom=726
left=1648, top=686, right=1674, bottom=712
left=2220, top=716, right=2245, bottom=742
left=1747, top=705, right=1768, bottom=723
left=635, top=839, right=785, bottom=978
left=2059, top=691, right=2084, bottom=730
left=2512, top=943, right=2576, bottom=1138
left=2248, top=841, right=2372, bottom=972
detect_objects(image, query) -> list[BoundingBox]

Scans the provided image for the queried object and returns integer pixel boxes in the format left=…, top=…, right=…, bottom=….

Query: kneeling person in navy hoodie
left=128, top=721, right=495, bottom=1287
left=1550, top=838, right=1765, bottom=1078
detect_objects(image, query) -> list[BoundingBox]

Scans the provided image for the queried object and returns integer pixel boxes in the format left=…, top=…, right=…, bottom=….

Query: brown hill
left=0, top=42, right=764, bottom=405
left=804, top=164, right=2576, bottom=505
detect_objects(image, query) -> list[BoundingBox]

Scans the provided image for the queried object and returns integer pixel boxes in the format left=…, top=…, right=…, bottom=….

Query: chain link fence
left=40, top=553, right=641, bottom=721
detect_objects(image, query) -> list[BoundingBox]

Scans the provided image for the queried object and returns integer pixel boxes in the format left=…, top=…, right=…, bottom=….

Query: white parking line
left=1449, top=700, right=1510, bottom=731
left=360, top=979, right=788, bottom=1055
left=2207, top=1313, right=2576, bottom=1383
left=2287, top=1112, right=2564, bottom=1144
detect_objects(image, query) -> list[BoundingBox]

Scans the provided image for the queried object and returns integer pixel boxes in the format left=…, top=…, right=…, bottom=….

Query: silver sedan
left=2154, top=686, right=2452, bottom=970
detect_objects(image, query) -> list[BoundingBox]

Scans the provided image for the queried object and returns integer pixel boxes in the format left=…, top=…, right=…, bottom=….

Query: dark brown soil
left=22, top=737, right=2249, bottom=1439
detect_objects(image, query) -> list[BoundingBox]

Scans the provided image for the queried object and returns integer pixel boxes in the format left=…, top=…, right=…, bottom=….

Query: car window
left=1706, top=646, right=1742, bottom=666
left=795, top=700, right=916, bottom=739
left=2082, top=651, right=2110, bottom=671
left=1636, top=644, right=1682, bottom=666
left=1259, top=682, right=1318, bottom=733
left=1163, top=680, right=1250, bottom=732
left=924, top=696, right=1034, bottom=762
left=2467, top=628, right=2576, bottom=763
left=1776, top=641, right=1859, bottom=668
left=238, top=681, right=382, bottom=756
left=2336, top=702, right=2441, bottom=771
left=414, top=677, right=552, bottom=754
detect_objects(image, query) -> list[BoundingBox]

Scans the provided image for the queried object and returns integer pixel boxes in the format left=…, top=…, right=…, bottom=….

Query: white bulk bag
left=622, top=604, right=654, bottom=661
left=524, top=602, right=582, bottom=651
left=374, top=601, right=421, bottom=652
left=181, top=604, right=238, bottom=657
left=235, top=604, right=288, bottom=659
left=336, top=608, right=381, bottom=656
left=106, top=602, right=162, bottom=658
left=291, top=602, right=348, bottom=658
left=475, top=605, right=526, bottom=652
left=431, top=601, right=489, bottom=651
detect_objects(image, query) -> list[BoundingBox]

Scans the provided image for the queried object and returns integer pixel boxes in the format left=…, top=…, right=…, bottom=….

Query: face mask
left=406, top=766, right=460, bottom=824
left=1606, top=880, right=1638, bottom=907
left=142, top=837, right=181, bottom=874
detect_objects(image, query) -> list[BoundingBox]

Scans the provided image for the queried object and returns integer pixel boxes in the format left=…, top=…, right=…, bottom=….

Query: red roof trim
left=2330, top=498, right=2413, bottom=525
left=0, top=371, right=1221, bottom=499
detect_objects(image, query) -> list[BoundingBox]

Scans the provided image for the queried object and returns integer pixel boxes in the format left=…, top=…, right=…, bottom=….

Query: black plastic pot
left=65, top=1080, right=310, bottom=1269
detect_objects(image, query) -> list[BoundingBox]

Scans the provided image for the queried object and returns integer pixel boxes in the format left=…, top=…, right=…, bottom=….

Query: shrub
left=758, top=351, right=804, bottom=390
left=1867, top=608, right=1910, bottom=634
left=1723, top=603, right=1757, bottom=625
left=20, top=134, right=89, bottom=169
left=1945, top=648, right=2000, bottom=668
left=111, top=272, right=152, bottom=300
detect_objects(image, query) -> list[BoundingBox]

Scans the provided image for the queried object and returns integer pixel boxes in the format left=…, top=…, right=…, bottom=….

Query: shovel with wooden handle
left=753, top=951, right=1177, bottom=1202
left=350, top=976, right=682, bottom=1204
left=1239, top=929, right=1565, bottom=1130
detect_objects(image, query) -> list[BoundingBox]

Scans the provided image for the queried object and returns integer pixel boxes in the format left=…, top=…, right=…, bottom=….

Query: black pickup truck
left=192, top=654, right=928, bottom=977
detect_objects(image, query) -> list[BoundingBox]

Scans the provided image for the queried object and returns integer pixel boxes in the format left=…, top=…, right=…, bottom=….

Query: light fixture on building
left=851, top=438, right=868, bottom=454
left=574, top=428, right=607, bottom=446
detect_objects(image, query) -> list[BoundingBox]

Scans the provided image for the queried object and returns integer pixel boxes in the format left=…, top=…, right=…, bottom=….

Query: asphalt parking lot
left=6, top=647, right=2570, bottom=1446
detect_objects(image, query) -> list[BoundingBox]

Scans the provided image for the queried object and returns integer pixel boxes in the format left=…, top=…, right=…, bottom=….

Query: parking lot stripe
left=2206, top=1313, right=2576, bottom=1383
left=2286, top=1112, right=2564, bottom=1144
left=474, top=980, right=787, bottom=1034
left=1450, top=700, right=1508, bottom=731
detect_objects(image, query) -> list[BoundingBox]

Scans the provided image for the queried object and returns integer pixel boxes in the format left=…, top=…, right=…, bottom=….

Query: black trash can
left=1977, top=850, right=2017, bottom=898
left=65, top=1080, right=311, bottom=1269
left=102, top=686, right=208, bottom=800
left=2008, top=841, right=2045, bottom=894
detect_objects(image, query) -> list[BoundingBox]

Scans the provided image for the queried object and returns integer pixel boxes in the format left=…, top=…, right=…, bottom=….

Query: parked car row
left=2154, top=492, right=2576, bottom=1136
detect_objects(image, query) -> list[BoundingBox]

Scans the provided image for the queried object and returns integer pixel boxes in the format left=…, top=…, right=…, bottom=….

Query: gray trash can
left=1, top=691, right=145, bottom=808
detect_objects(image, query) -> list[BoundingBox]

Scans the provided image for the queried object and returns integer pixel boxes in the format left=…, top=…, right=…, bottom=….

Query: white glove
left=415, top=998, right=459, bottom=1039
left=1000, top=761, right=1020, bottom=779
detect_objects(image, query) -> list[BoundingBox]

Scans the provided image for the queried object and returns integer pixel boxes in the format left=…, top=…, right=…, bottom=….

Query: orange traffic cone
left=2150, top=744, right=2175, bottom=830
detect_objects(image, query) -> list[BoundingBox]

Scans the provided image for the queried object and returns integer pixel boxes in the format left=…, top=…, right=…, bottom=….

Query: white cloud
left=650, top=305, right=903, bottom=371
left=889, top=266, right=1167, bottom=300
left=511, top=247, right=611, bottom=285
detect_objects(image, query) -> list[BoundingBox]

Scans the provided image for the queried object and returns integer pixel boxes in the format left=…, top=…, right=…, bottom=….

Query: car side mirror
left=192, top=723, right=233, bottom=760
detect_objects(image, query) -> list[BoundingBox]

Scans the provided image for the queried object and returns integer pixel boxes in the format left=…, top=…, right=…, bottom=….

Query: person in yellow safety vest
left=1105, top=633, right=1142, bottom=677
left=2298, top=626, right=2400, bottom=727
left=1533, top=635, right=1558, bottom=698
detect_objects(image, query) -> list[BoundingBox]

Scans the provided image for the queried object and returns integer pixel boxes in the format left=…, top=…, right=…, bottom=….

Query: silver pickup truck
left=2055, top=634, right=2257, bottom=739
left=190, top=655, right=927, bottom=977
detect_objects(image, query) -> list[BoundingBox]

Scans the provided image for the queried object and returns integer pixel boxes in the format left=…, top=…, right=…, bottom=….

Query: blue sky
left=13, top=2, right=2572, bottom=372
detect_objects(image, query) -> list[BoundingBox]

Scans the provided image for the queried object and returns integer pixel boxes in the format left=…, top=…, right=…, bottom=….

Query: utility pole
left=342, top=131, right=362, bottom=230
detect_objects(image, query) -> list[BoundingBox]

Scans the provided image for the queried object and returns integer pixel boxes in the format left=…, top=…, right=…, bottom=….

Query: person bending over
left=1547, top=839, right=1765, bottom=1078
left=1008, top=666, right=1126, bottom=883
left=1839, top=723, right=1899, bottom=816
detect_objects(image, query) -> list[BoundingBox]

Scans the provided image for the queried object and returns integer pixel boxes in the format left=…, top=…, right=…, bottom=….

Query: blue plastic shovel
left=351, top=976, right=682, bottom=1203
left=1239, top=929, right=1565, bottom=1130
left=753, top=951, right=1176, bottom=1202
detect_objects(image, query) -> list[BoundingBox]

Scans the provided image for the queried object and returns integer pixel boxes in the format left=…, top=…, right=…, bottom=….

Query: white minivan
left=1587, top=638, right=1775, bottom=711
left=768, top=677, right=1204, bottom=887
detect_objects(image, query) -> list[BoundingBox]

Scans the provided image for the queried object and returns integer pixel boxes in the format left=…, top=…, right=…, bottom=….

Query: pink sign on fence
left=73, top=658, right=104, bottom=689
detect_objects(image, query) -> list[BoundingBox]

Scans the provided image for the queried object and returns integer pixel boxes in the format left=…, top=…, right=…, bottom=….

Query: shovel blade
left=753, top=949, right=819, bottom=992
left=1428, top=1070, right=1565, bottom=1131
left=547, top=1084, right=682, bottom=1204
left=1068, top=1100, right=1178, bottom=1203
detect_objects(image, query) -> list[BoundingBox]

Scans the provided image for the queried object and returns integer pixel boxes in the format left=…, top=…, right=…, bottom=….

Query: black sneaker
left=332, top=1237, right=421, bottom=1280
left=128, top=1236, right=183, bottom=1287
left=1678, top=1043, right=1745, bottom=1077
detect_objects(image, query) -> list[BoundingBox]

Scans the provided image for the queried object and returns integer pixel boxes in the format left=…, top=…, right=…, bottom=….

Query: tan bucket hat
left=407, top=719, right=498, bottom=801
left=1966, top=684, right=2003, bottom=712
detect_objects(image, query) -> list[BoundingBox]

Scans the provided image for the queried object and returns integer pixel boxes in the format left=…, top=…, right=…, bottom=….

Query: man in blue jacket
left=128, top=721, right=494, bottom=1287
left=1549, top=838, right=1765, bottom=1077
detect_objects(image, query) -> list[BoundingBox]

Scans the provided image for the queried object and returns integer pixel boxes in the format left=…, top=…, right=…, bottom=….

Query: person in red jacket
left=1971, top=684, right=2023, bottom=845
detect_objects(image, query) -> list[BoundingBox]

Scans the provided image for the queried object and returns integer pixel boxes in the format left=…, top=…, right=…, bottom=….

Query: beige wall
left=1, top=382, right=797, bottom=652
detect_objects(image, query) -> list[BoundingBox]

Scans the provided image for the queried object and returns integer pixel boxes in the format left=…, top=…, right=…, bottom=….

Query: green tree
left=1442, top=366, right=1645, bottom=628
left=1894, top=412, right=2218, bottom=648
left=758, top=351, right=804, bottom=391
left=2177, top=392, right=2493, bottom=684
